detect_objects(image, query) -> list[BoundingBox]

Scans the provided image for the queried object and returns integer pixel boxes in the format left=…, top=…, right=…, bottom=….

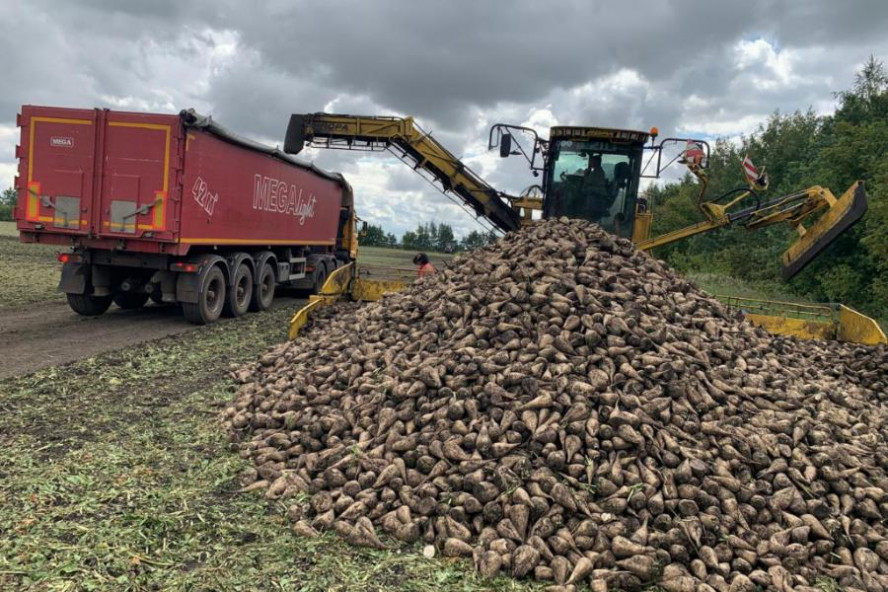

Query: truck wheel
left=223, top=262, right=253, bottom=318
left=67, top=293, right=113, bottom=316
left=182, top=265, right=226, bottom=325
left=313, top=265, right=328, bottom=294
left=249, top=261, right=276, bottom=312
left=114, top=292, right=150, bottom=310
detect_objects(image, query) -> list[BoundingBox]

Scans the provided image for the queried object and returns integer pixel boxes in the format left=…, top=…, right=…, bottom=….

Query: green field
left=687, top=271, right=815, bottom=304
left=0, top=221, right=62, bottom=309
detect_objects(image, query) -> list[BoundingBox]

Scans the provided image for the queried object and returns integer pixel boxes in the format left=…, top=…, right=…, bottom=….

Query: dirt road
left=0, top=296, right=304, bottom=380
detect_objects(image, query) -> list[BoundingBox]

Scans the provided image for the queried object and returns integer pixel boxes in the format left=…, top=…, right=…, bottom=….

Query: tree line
left=361, top=221, right=497, bottom=253
left=648, top=56, right=888, bottom=322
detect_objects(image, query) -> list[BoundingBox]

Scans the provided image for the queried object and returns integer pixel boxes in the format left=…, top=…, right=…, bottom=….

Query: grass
left=358, top=246, right=456, bottom=281
left=690, top=271, right=888, bottom=329
left=0, top=221, right=62, bottom=309
left=687, top=271, right=817, bottom=304
left=0, top=300, right=540, bottom=591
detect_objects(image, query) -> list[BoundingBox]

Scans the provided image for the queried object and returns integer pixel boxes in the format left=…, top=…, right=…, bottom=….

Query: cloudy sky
left=3, top=0, right=887, bottom=238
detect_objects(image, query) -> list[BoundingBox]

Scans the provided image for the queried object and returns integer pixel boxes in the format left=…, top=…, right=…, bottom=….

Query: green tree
left=648, top=56, right=888, bottom=321
left=415, top=224, right=431, bottom=251
left=435, top=223, right=456, bottom=252
left=0, top=187, right=15, bottom=221
left=427, top=223, right=438, bottom=250
left=401, top=230, right=419, bottom=250
left=1, top=187, right=16, bottom=206
left=460, top=230, right=496, bottom=251
left=360, top=224, right=388, bottom=247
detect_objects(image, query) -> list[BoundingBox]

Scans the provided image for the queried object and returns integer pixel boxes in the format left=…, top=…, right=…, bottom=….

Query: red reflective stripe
left=742, top=155, right=758, bottom=182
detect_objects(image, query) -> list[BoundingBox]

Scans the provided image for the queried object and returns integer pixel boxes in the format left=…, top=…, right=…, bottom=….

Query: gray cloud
left=2, top=0, right=888, bottom=237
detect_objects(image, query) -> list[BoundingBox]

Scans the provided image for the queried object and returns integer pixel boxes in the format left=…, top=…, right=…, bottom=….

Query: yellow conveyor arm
left=284, top=114, right=520, bottom=232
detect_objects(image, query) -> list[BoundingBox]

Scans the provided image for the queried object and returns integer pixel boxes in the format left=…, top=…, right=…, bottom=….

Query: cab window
left=546, top=140, right=640, bottom=238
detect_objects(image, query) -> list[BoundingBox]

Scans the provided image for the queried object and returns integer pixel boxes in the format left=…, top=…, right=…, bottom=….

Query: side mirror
left=499, top=133, right=512, bottom=158
left=360, top=221, right=368, bottom=233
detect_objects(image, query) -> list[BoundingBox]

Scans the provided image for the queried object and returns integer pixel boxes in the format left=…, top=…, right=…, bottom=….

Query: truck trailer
left=14, top=106, right=359, bottom=324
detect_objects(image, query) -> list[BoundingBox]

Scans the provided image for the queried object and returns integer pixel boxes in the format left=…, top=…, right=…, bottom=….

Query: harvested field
left=0, top=221, right=62, bottom=309
left=358, top=246, right=456, bottom=282
left=228, top=219, right=888, bottom=591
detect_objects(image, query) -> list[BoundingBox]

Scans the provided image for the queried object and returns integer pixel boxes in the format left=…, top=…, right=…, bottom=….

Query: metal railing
left=717, top=295, right=837, bottom=323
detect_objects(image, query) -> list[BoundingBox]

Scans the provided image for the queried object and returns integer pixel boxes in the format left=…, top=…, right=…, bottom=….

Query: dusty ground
left=0, top=296, right=303, bottom=380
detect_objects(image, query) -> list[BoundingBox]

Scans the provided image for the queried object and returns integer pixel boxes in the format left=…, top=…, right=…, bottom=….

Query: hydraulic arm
left=637, top=156, right=867, bottom=279
left=284, top=114, right=520, bottom=232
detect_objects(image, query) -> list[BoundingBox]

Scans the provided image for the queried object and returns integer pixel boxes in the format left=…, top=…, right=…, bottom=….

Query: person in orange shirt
left=413, top=253, right=436, bottom=278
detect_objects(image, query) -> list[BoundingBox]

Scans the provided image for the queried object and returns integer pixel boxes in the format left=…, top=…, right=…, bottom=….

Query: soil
left=0, top=295, right=304, bottom=379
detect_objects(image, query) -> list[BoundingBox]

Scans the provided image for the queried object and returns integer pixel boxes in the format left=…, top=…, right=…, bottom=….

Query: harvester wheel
left=223, top=262, right=253, bottom=318
left=66, top=293, right=113, bottom=316
left=249, top=261, right=276, bottom=312
left=183, top=265, right=227, bottom=325
left=113, top=292, right=149, bottom=310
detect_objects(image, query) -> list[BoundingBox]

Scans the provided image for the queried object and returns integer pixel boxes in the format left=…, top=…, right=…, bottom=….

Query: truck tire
left=114, top=292, right=150, bottom=310
left=67, top=293, right=113, bottom=316
left=249, top=261, right=276, bottom=312
left=182, top=265, right=226, bottom=325
left=313, top=264, right=328, bottom=294
left=223, top=262, right=253, bottom=318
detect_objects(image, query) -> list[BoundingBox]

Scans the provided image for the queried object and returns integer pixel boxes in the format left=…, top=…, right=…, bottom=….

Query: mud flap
left=59, top=262, right=88, bottom=294
left=781, top=182, right=867, bottom=280
left=176, top=273, right=201, bottom=304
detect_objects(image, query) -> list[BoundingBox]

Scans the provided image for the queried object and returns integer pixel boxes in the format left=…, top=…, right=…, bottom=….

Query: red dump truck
left=14, top=106, right=359, bottom=324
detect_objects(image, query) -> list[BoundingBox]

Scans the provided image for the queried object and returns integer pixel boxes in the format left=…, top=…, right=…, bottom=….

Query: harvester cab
left=489, top=124, right=656, bottom=242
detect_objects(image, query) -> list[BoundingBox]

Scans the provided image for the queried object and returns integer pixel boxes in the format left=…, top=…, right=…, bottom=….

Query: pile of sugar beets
left=225, top=219, right=888, bottom=592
